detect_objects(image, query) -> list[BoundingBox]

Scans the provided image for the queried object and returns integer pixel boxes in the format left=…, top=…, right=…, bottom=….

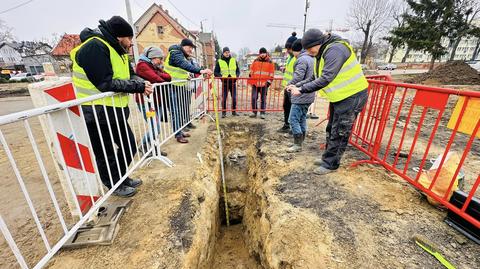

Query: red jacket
left=134, top=60, right=171, bottom=104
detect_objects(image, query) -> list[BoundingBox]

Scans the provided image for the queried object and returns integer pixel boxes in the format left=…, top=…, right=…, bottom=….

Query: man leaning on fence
left=164, top=38, right=213, bottom=143
left=71, top=16, right=153, bottom=197
left=214, top=46, right=240, bottom=118
left=287, top=29, right=368, bottom=175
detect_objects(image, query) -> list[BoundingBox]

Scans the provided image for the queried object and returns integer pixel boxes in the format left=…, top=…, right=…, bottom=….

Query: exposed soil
left=406, top=61, right=480, bottom=86
left=0, top=83, right=30, bottom=98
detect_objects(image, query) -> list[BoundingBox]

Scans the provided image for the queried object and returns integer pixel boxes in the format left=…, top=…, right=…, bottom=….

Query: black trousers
left=82, top=106, right=137, bottom=188
left=283, top=90, right=292, bottom=125
left=222, top=80, right=237, bottom=112
left=322, top=90, right=368, bottom=170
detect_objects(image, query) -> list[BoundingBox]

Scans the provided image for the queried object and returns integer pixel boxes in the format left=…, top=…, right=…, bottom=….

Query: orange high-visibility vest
left=248, top=60, right=275, bottom=87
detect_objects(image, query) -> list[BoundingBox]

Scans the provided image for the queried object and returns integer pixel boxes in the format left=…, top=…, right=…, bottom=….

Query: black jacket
left=214, top=56, right=240, bottom=78
left=167, top=44, right=203, bottom=74
left=75, top=20, right=145, bottom=94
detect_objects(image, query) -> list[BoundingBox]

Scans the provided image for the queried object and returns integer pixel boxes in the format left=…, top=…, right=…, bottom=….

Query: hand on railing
left=144, top=81, right=153, bottom=95
left=200, top=69, right=213, bottom=76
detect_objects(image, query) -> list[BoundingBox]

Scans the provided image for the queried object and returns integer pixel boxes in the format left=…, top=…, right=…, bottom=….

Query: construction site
left=1, top=0, right=480, bottom=269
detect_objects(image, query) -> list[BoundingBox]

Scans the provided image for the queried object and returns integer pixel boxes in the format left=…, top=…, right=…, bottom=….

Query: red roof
left=51, top=34, right=81, bottom=56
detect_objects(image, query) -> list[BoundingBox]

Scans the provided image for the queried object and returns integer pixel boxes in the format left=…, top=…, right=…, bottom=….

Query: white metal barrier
left=0, top=77, right=207, bottom=269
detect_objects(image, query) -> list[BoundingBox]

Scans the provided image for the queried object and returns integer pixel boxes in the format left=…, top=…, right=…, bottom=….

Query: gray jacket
left=289, top=50, right=315, bottom=104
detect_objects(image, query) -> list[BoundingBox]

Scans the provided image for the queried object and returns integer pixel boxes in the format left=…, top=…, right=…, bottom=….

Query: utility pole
left=303, top=0, right=310, bottom=34
left=125, top=0, right=140, bottom=63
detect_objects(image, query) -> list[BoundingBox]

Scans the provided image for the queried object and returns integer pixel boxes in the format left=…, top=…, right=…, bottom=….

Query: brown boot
left=176, top=136, right=189, bottom=143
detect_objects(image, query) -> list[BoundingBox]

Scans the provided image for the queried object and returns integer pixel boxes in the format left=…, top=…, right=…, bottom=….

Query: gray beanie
left=301, top=29, right=326, bottom=49
left=144, top=46, right=164, bottom=59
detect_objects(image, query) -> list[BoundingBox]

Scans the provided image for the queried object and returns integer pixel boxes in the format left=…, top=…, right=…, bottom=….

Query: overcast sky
left=1, top=0, right=353, bottom=53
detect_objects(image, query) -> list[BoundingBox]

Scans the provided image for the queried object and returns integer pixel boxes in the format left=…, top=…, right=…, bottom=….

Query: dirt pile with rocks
left=407, top=61, right=480, bottom=85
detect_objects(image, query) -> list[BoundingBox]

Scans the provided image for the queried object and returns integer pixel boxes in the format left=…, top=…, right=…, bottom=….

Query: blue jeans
left=251, top=85, right=268, bottom=114
left=137, top=103, right=162, bottom=148
left=288, top=103, right=310, bottom=135
left=169, top=87, right=184, bottom=138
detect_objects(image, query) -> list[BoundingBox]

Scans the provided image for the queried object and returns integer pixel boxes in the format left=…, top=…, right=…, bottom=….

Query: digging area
left=42, top=114, right=479, bottom=269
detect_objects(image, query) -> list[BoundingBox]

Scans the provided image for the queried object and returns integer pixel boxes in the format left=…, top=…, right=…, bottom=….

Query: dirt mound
left=408, top=61, right=480, bottom=85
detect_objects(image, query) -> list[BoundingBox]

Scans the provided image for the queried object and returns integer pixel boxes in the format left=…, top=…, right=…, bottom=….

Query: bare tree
left=0, top=19, right=15, bottom=43
left=348, top=0, right=395, bottom=63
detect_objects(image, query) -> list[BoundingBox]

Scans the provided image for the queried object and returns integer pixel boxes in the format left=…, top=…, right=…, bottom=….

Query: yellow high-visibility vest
left=314, top=41, right=368, bottom=102
left=282, top=55, right=296, bottom=87
left=218, top=57, right=237, bottom=78
left=71, top=36, right=130, bottom=107
left=164, top=50, right=189, bottom=86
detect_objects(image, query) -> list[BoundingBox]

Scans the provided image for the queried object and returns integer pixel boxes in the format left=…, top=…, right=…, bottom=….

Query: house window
left=157, top=25, right=164, bottom=35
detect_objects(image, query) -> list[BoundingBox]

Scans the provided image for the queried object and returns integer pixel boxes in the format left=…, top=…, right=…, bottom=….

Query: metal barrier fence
left=350, top=79, right=480, bottom=228
left=207, top=77, right=284, bottom=113
left=0, top=78, right=206, bottom=269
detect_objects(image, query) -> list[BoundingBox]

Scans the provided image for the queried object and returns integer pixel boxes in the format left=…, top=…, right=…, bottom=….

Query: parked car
left=33, top=74, right=45, bottom=81
left=9, top=73, right=35, bottom=82
left=377, top=63, right=397, bottom=70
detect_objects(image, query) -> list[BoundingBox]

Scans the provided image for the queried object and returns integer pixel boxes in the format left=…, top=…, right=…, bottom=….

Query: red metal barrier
left=207, top=77, right=284, bottom=113
left=350, top=79, right=480, bottom=228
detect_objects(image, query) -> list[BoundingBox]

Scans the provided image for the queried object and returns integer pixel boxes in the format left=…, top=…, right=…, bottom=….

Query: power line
left=164, top=0, right=200, bottom=28
left=0, top=0, right=35, bottom=15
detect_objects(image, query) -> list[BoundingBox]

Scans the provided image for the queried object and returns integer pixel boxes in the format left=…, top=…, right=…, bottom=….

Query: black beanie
left=223, top=47, right=230, bottom=53
left=259, top=47, right=267, bottom=54
left=285, top=32, right=298, bottom=49
left=106, top=16, right=133, bottom=38
left=302, top=29, right=325, bottom=49
left=292, top=39, right=303, bottom=52
left=181, top=38, right=196, bottom=48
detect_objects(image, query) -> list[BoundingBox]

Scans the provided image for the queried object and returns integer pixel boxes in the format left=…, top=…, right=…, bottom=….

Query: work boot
left=176, top=136, right=189, bottom=143
left=187, top=123, right=197, bottom=129
left=313, top=166, right=336, bottom=175
left=182, top=132, right=191, bottom=138
left=309, top=113, right=320, bottom=119
left=287, top=134, right=303, bottom=153
left=260, top=113, right=266, bottom=119
left=183, top=127, right=191, bottom=132
left=232, top=111, right=239, bottom=116
left=277, top=124, right=290, bottom=133
left=222, top=113, right=226, bottom=118
left=249, top=113, right=257, bottom=118
left=124, top=177, right=143, bottom=188
left=113, top=185, right=137, bottom=197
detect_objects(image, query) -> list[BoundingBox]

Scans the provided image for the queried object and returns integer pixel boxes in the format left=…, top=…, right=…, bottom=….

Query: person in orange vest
left=248, top=47, right=275, bottom=119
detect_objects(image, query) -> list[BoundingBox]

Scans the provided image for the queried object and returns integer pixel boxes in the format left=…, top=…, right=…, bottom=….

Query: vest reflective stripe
left=282, top=55, right=296, bottom=87
left=164, top=50, right=189, bottom=86
left=70, top=36, right=130, bottom=107
left=218, top=58, right=237, bottom=78
left=253, top=71, right=274, bottom=76
left=314, top=41, right=368, bottom=103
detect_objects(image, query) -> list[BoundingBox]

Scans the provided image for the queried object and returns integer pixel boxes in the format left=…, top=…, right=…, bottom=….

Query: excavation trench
left=208, top=123, right=264, bottom=269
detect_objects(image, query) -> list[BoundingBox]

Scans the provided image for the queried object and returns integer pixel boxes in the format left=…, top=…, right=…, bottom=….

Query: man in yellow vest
left=279, top=32, right=298, bottom=133
left=164, top=38, right=212, bottom=143
left=287, top=29, right=369, bottom=175
left=214, top=47, right=240, bottom=118
left=71, top=16, right=153, bottom=197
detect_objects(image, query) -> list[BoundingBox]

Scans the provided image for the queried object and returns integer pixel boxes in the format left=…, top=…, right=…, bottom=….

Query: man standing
left=279, top=32, right=298, bottom=133
left=214, top=47, right=240, bottom=118
left=287, top=29, right=369, bottom=175
left=248, top=47, right=275, bottom=119
left=71, top=16, right=152, bottom=197
left=286, top=39, right=315, bottom=153
left=164, top=38, right=212, bottom=143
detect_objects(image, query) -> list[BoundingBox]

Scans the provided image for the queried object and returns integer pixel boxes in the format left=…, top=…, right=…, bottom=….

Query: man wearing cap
left=135, top=46, right=171, bottom=157
left=279, top=32, right=297, bottom=133
left=248, top=47, right=275, bottom=119
left=214, top=47, right=240, bottom=118
left=164, top=38, right=213, bottom=143
left=71, top=16, right=153, bottom=197
left=287, top=29, right=368, bottom=175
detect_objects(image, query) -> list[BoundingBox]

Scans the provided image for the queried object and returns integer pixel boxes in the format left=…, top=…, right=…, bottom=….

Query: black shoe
left=183, top=127, right=191, bottom=133
left=113, top=185, right=137, bottom=197
left=249, top=113, right=257, bottom=118
left=187, top=123, right=197, bottom=129
left=232, top=112, right=239, bottom=116
left=124, top=177, right=143, bottom=188
left=277, top=125, right=290, bottom=133
left=260, top=114, right=266, bottom=119
left=222, top=113, right=226, bottom=118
